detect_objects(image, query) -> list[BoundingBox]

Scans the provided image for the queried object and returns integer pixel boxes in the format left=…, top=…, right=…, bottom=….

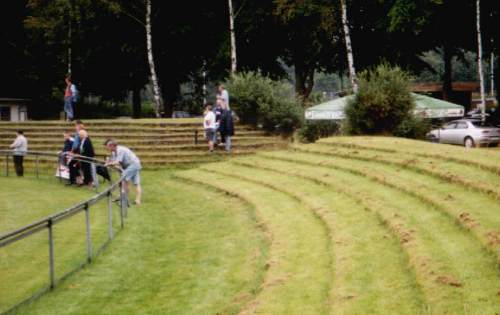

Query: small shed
left=0, top=98, right=29, bottom=122
left=305, top=93, right=464, bottom=120
left=411, top=82, right=479, bottom=111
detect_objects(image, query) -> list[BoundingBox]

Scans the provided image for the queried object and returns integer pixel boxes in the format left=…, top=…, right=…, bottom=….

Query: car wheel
left=464, top=137, right=475, bottom=148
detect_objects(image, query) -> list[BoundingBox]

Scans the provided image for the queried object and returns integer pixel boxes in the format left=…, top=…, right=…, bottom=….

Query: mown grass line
left=319, top=139, right=500, bottom=176
left=221, top=159, right=425, bottom=314
left=315, top=141, right=500, bottom=191
left=259, top=151, right=500, bottom=263
left=170, top=175, right=271, bottom=315
left=242, top=154, right=500, bottom=314
left=294, top=144, right=500, bottom=201
left=196, top=165, right=336, bottom=313
left=177, top=169, right=332, bottom=314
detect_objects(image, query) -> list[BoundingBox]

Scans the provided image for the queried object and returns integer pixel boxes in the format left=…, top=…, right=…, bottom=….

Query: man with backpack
left=64, top=75, right=79, bottom=121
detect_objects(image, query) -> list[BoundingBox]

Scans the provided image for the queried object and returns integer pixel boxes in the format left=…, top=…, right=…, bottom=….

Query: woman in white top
left=203, top=104, right=216, bottom=152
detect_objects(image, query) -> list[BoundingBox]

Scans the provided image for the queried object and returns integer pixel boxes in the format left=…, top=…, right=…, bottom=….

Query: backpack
left=71, top=84, right=80, bottom=103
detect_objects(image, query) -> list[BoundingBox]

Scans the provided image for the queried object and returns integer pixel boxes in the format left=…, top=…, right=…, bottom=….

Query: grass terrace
left=1, top=137, right=499, bottom=314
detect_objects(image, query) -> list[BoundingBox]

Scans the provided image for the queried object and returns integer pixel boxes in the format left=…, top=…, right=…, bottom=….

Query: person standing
left=203, top=104, right=216, bottom=152
left=219, top=101, right=235, bottom=153
left=64, top=76, right=77, bottom=121
left=104, top=139, right=142, bottom=205
left=9, top=130, right=28, bottom=177
left=78, top=130, right=95, bottom=187
left=218, top=84, right=230, bottom=109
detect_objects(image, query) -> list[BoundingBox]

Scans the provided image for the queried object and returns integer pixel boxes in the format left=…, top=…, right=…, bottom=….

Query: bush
left=299, top=120, right=340, bottom=143
left=345, top=64, right=414, bottom=135
left=393, top=116, right=432, bottom=139
left=227, top=72, right=303, bottom=134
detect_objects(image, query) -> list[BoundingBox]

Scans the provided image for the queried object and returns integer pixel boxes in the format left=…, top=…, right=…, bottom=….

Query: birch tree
left=228, top=0, right=237, bottom=75
left=145, top=0, right=162, bottom=117
left=476, top=0, right=486, bottom=122
left=340, top=0, right=357, bottom=92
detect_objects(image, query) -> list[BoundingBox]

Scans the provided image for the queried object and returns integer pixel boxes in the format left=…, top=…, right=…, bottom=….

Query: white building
left=0, top=98, right=29, bottom=122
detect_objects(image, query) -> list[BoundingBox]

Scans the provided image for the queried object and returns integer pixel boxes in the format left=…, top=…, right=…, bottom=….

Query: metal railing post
left=119, top=182, right=125, bottom=229
left=84, top=204, right=92, bottom=263
left=48, top=219, right=55, bottom=289
left=194, top=130, right=198, bottom=145
left=107, top=191, right=113, bottom=240
left=5, top=153, right=9, bottom=177
left=35, top=154, right=39, bottom=179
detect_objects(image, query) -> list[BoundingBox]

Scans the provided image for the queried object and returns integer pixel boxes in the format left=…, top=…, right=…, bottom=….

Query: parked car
left=426, top=119, right=500, bottom=148
left=172, top=111, right=191, bottom=118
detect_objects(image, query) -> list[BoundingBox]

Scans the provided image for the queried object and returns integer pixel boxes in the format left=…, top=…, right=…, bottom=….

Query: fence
left=0, top=150, right=128, bottom=314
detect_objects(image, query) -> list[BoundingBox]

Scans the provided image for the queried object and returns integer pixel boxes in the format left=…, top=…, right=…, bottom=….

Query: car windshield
left=470, top=121, right=495, bottom=128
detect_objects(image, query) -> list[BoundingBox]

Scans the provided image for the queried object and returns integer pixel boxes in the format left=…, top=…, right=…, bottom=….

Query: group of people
left=204, top=84, right=235, bottom=152
left=8, top=120, right=142, bottom=206
left=60, top=120, right=142, bottom=205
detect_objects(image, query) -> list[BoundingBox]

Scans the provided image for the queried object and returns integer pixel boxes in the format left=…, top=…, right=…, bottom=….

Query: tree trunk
left=146, top=0, right=163, bottom=118
left=476, top=0, right=486, bottom=122
left=68, top=1, right=72, bottom=75
left=442, top=44, right=453, bottom=101
left=294, top=62, right=315, bottom=102
left=132, top=86, right=141, bottom=118
left=340, top=0, right=357, bottom=92
left=228, top=0, right=237, bottom=75
left=490, top=52, right=495, bottom=97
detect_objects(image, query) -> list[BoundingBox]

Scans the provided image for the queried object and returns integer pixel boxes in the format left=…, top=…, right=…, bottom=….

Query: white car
left=427, top=119, right=500, bottom=148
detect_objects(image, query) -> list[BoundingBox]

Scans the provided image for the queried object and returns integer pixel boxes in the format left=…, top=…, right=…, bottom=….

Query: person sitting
left=67, top=120, right=84, bottom=186
left=78, top=129, right=95, bottom=187
left=59, top=130, right=74, bottom=166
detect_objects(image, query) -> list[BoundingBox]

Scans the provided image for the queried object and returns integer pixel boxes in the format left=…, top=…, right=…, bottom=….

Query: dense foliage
left=345, top=64, right=415, bottom=135
left=298, top=120, right=340, bottom=143
left=227, top=72, right=303, bottom=134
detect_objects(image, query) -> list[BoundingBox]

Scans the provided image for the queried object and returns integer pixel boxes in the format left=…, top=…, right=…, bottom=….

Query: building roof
left=0, top=98, right=30, bottom=104
left=305, top=93, right=464, bottom=120
left=411, top=82, right=479, bottom=92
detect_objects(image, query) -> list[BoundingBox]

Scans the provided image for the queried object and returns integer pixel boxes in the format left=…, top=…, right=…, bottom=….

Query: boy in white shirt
left=204, top=104, right=216, bottom=152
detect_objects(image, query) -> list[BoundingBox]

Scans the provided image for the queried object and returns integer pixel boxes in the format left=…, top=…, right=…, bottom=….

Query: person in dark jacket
left=59, top=131, right=74, bottom=166
left=219, top=101, right=234, bottom=153
left=78, top=129, right=95, bottom=186
left=67, top=120, right=84, bottom=185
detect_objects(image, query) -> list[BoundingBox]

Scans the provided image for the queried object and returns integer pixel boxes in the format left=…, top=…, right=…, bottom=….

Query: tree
left=340, top=0, right=357, bottom=92
left=228, top=0, right=237, bottom=75
left=476, top=0, right=486, bottom=122
left=274, top=0, right=340, bottom=101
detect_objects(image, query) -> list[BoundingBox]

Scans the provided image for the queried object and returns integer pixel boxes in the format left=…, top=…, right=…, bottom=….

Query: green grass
left=1, top=136, right=499, bottom=314
left=2, top=171, right=268, bottom=315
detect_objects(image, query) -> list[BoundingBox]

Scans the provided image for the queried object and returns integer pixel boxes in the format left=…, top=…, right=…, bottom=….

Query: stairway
left=0, top=119, right=289, bottom=167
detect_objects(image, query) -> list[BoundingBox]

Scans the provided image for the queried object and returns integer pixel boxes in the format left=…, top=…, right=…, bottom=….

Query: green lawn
left=1, top=137, right=499, bottom=314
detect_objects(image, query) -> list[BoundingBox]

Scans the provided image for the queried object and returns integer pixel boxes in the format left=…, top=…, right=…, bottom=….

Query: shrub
left=393, top=116, right=432, bottom=139
left=299, top=120, right=340, bottom=143
left=227, top=72, right=303, bottom=133
left=345, top=64, right=414, bottom=135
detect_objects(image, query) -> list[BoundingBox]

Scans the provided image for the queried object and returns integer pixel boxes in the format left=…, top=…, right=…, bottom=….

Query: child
left=203, top=104, right=216, bottom=152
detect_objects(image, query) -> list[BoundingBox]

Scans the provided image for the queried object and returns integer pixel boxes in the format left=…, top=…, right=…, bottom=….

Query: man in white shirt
left=104, top=139, right=142, bottom=205
left=9, top=130, right=28, bottom=176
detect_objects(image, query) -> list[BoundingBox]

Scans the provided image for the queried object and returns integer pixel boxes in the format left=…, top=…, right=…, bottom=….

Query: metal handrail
left=0, top=150, right=128, bottom=314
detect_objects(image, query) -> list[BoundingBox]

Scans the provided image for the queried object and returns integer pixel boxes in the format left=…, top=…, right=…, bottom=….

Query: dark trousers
left=81, top=161, right=92, bottom=185
left=13, top=155, right=24, bottom=177
left=69, top=159, right=80, bottom=184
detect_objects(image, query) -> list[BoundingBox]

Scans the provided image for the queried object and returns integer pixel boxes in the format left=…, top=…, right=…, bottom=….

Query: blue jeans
left=64, top=97, right=74, bottom=120
left=225, top=135, right=232, bottom=152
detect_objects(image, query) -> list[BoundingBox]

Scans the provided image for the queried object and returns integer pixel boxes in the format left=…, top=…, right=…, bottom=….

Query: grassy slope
left=2, top=136, right=499, bottom=315
left=3, top=171, right=268, bottom=315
